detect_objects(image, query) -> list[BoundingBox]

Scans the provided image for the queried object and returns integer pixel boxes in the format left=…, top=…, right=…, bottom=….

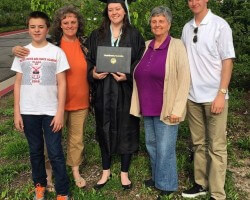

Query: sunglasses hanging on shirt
left=193, top=27, right=198, bottom=43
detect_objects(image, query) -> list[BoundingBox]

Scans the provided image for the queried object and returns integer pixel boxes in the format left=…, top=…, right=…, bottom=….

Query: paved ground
left=0, top=31, right=30, bottom=81
left=0, top=30, right=30, bottom=97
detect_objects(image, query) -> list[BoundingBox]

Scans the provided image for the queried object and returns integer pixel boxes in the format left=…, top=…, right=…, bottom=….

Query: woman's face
left=60, top=13, right=78, bottom=38
left=150, top=15, right=171, bottom=38
left=108, top=3, right=126, bottom=25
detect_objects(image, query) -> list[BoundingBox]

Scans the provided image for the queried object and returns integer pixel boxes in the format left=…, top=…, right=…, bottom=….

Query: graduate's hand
left=93, top=67, right=108, bottom=80
left=50, top=112, right=64, bottom=133
left=111, top=72, right=127, bottom=82
left=12, top=46, right=30, bottom=58
left=14, top=113, right=24, bottom=132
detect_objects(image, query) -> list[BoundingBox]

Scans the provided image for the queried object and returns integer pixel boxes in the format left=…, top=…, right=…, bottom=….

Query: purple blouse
left=134, top=35, right=171, bottom=116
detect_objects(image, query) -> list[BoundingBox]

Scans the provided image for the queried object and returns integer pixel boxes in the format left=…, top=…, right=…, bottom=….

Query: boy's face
left=188, top=0, right=208, bottom=15
left=28, top=18, right=49, bottom=44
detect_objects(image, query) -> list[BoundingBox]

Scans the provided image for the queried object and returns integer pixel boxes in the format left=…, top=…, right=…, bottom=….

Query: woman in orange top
left=13, top=5, right=89, bottom=189
left=50, top=5, right=89, bottom=189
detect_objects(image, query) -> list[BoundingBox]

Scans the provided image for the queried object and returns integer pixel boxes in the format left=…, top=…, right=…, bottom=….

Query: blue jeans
left=22, top=115, right=69, bottom=195
left=144, top=116, right=178, bottom=191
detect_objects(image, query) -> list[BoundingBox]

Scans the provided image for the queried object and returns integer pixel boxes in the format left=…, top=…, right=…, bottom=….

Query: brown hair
left=50, top=5, right=84, bottom=43
left=27, top=11, right=50, bottom=28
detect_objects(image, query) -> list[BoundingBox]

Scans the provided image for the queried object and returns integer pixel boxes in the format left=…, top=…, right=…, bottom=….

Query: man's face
left=188, top=0, right=208, bottom=15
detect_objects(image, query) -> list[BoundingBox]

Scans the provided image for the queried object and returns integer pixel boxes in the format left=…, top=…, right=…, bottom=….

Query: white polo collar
left=190, top=9, right=213, bottom=28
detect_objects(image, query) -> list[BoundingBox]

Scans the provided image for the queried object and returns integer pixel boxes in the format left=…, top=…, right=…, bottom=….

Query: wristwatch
left=219, top=88, right=228, bottom=94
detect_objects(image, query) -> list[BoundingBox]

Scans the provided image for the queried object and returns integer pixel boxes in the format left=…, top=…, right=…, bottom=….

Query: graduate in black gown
left=86, top=0, right=145, bottom=190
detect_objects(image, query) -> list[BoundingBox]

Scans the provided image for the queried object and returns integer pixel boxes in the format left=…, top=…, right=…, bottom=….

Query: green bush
left=220, top=0, right=250, bottom=91
left=230, top=54, right=250, bottom=90
left=0, top=0, right=31, bottom=26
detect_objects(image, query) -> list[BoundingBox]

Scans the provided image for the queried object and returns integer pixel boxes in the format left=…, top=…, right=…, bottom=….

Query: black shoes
left=94, top=174, right=132, bottom=190
left=122, top=183, right=132, bottom=190
left=93, top=180, right=109, bottom=190
left=181, top=183, right=207, bottom=198
left=157, top=191, right=174, bottom=200
left=93, top=174, right=112, bottom=190
left=144, top=178, right=155, bottom=187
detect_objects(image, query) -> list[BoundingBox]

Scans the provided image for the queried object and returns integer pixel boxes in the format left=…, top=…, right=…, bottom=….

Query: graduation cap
left=99, top=0, right=136, bottom=23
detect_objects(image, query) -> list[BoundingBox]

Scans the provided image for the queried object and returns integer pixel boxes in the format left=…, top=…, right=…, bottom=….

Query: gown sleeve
left=126, top=28, right=145, bottom=83
left=86, top=30, right=98, bottom=85
left=86, top=30, right=100, bottom=107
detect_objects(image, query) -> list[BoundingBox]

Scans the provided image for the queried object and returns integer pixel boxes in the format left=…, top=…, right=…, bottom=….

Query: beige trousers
left=45, top=109, right=88, bottom=169
left=187, top=99, right=228, bottom=200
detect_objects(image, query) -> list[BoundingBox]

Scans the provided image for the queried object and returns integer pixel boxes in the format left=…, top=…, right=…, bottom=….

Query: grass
left=0, top=163, right=30, bottom=185
left=236, top=136, right=250, bottom=151
left=0, top=91, right=249, bottom=200
left=0, top=137, right=29, bottom=159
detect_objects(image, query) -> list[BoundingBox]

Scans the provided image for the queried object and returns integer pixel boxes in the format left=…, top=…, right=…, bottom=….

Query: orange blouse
left=61, top=38, right=89, bottom=111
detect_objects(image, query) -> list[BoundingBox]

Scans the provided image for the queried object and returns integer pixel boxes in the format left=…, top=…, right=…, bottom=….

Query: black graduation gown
left=87, top=26, right=145, bottom=155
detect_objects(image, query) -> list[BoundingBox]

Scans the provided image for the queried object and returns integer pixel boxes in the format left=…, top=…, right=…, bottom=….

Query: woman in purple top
left=131, top=6, right=190, bottom=200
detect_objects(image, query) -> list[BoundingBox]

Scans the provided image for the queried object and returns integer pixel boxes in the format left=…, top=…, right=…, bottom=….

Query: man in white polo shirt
left=181, top=0, right=235, bottom=200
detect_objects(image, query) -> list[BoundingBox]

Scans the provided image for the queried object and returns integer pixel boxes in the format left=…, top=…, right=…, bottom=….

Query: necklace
left=110, top=25, right=122, bottom=47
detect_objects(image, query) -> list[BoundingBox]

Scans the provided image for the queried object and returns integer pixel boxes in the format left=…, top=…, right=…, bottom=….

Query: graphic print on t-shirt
left=31, top=64, right=41, bottom=84
left=20, top=57, right=57, bottom=86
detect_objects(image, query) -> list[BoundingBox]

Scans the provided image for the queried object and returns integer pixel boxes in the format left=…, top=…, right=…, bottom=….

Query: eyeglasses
left=193, top=27, right=198, bottom=43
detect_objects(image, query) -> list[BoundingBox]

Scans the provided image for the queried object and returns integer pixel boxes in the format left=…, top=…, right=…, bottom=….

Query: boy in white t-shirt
left=11, top=11, right=70, bottom=200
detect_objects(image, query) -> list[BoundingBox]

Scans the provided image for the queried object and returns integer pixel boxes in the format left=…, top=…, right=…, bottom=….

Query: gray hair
left=149, top=6, right=172, bottom=24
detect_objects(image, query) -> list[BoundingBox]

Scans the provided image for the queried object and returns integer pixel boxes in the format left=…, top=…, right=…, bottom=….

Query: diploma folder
left=96, top=46, right=131, bottom=74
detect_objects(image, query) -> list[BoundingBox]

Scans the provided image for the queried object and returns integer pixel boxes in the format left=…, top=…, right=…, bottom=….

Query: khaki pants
left=187, top=100, right=228, bottom=200
left=45, top=109, right=88, bottom=169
